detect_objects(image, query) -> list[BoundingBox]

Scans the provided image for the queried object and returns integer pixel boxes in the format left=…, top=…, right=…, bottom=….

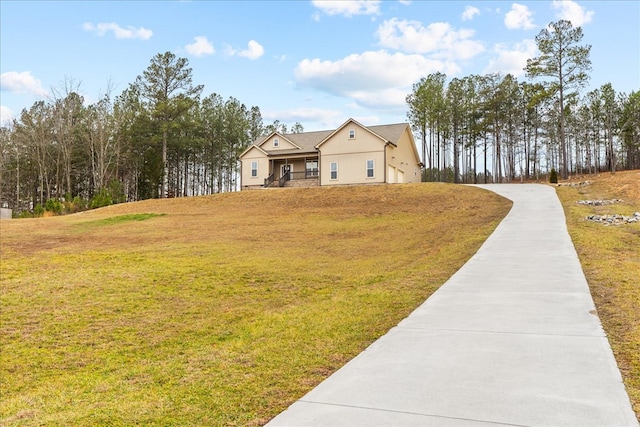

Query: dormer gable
left=315, top=118, right=390, bottom=150
left=257, top=131, right=301, bottom=151
left=238, top=144, right=268, bottom=159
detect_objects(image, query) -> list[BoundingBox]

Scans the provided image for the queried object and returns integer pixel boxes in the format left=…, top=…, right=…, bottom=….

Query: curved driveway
left=267, top=184, right=638, bottom=426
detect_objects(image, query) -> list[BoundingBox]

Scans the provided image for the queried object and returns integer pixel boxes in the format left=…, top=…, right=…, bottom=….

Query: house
left=239, top=118, right=423, bottom=189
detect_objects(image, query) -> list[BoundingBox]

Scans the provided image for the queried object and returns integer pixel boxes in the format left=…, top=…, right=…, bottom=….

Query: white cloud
left=1, top=106, right=14, bottom=127
left=398, top=0, right=412, bottom=5
left=0, top=71, right=49, bottom=96
left=344, top=87, right=413, bottom=109
left=226, top=40, right=264, bottom=60
left=505, top=3, right=535, bottom=30
left=376, top=18, right=484, bottom=60
left=294, top=50, right=460, bottom=109
left=312, top=0, right=381, bottom=17
left=238, top=40, right=265, bottom=60
left=185, top=36, right=215, bottom=57
left=83, top=22, right=153, bottom=40
left=552, top=0, right=594, bottom=27
left=462, top=5, right=480, bottom=21
left=484, top=39, right=538, bottom=76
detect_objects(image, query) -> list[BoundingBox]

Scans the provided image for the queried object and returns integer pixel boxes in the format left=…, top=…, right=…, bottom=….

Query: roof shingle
left=251, top=122, right=408, bottom=157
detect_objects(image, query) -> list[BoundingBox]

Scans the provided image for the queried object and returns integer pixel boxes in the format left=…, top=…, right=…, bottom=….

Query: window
left=251, top=161, right=258, bottom=177
left=306, top=160, right=318, bottom=177
left=366, top=160, right=374, bottom=178
left=273, top=137, right=279, bottom=147
left=349, top=129, right=356, bottom=139
left=330, top=162, right=338, bottom=180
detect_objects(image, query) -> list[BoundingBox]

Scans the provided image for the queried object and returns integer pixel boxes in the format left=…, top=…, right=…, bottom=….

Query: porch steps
left=265, top=178, right=319, bottom=188
left=283, top=178, right=319, bottom=188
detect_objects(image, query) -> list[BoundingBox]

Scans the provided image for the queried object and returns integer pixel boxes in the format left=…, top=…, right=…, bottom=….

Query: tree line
left=406, top=20, right=640, bottom=183
left=0, top=52, right=304, bottom=215
left=1, top=20, right=639, bottom=215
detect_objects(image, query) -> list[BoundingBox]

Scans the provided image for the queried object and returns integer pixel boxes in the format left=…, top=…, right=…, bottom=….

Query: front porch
left=264, top=157, right=319, bottom=188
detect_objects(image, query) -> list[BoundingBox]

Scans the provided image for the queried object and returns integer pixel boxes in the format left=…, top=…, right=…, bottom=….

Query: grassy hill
left=2, top=175, right=638, bottom=425
left=1, top=183, right=510, bottom=426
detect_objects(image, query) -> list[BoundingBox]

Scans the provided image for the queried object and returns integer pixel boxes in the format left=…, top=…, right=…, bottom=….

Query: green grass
left=78, top=213, right=166, bottom=227
left=1, top=184, right=510, bottom=426
left=555, top=170, right=640, bottom=420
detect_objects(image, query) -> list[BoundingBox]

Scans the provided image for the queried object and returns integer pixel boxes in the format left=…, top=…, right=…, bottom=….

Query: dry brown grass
left=0, top=183, right=510, bottom=426
left=555, top=170, right=640, bottom=420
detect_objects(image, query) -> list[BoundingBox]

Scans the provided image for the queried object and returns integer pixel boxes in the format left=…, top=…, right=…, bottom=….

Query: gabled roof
left=315, top=119, right=409, bottom=149
left=276, top=129, right=333, bottom=154
left=239, top=119, right=413, bottom=159
left=257, top=131, right=302, bottom=150
left=367, top=123, right=409, bottom=147
left=238, top=143, right=269, bottom=158
left=248, top=129, right=332, bottom=156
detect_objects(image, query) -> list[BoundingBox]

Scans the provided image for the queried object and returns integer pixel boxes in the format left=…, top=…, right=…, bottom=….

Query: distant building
left=239, top=118, right=423, bottom=189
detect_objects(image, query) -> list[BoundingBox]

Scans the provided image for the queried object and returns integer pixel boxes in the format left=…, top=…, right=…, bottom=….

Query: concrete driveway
left=267, top=184, right=638, bottom=426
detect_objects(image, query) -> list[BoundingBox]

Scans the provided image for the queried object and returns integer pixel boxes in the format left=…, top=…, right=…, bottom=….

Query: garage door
left=388, top=166, right=395, bottom=183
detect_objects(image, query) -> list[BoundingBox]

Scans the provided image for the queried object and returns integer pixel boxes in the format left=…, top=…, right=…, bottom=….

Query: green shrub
left=18, top=209, right=36, bottom=218
left=549, top=168, right=558, bottom=184
left=90, top=181, right=126, bottom=210
left=44, top=198, right=63, bottom=214
left=33, top=204, right=44, bottom=217
left=90, top=189, right=113, bottom=209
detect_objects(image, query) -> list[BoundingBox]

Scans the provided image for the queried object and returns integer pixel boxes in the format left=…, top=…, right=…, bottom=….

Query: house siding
left=318, top=123, right=386, bottom=186
left=240, top=147, right=270, bottom=189
left=320, top=151, right=385, bottom=185
left=385, top=127, right=422, bottom=184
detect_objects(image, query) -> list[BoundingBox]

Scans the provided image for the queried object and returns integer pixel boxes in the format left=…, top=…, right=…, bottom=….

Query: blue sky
left=1, top=0, right=638, bottom=131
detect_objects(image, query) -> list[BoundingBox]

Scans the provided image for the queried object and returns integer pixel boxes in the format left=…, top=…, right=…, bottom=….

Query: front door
left=281, top=164, right=291, bottom=178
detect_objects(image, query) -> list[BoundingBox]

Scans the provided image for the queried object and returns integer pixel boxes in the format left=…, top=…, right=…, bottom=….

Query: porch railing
left=278, top=171, right=290, bottom=187
left=264, top=173, right=275, bottom=187
left=265, top=170, right=319, bottom=188
left=290, top=170, right=319, bottom=180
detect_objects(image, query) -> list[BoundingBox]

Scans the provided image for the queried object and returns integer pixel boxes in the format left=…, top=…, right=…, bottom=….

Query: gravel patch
left=585, top=212, right=640, bottom=226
